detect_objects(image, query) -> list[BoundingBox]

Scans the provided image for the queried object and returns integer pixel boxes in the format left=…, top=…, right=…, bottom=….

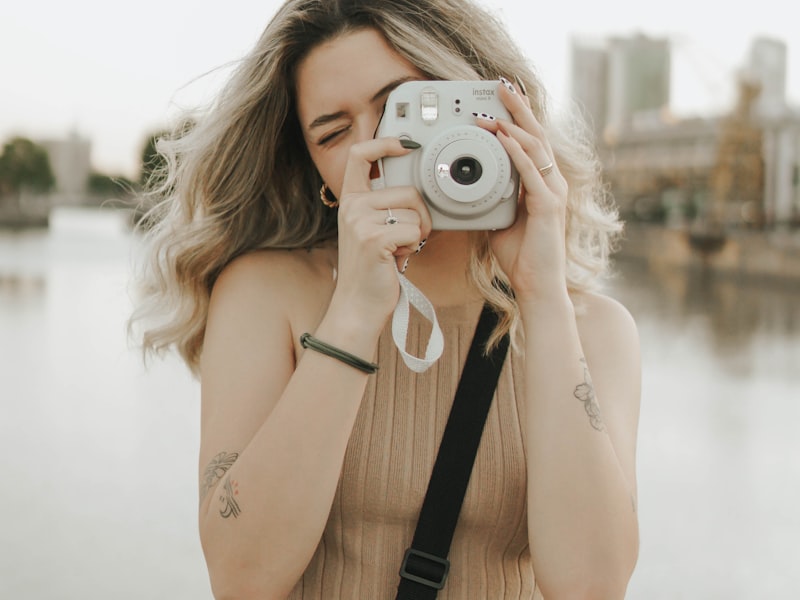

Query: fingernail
left=415, top=238, right=427, bottom=254
left=401, top=256, right=410, bottom=274
left=399, top=138, right=421, bottom=149
left=499, top=76, right=516, bottom=94
left=472, top=112, right=496, bottom=122
left=513, top=74, right=528, bottom=97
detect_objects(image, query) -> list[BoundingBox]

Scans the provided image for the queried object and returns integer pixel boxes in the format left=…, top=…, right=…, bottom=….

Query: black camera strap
left=396, top=303, right=510, bottom=600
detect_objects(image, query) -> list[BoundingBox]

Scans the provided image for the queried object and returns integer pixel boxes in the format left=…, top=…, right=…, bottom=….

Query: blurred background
left=1, top=1, right=799, bottom=598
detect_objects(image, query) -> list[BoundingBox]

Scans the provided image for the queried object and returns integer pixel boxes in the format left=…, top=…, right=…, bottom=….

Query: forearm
left=521, top=295, right=638, bottom=598
left=200, top=309, right=381, bottom=599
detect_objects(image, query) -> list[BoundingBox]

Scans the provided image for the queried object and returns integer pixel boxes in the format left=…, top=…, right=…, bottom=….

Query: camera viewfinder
left=421, top=91, right=438, bottom=122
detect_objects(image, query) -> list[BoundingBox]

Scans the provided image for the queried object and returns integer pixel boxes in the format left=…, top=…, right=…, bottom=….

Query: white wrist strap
left=392, top=270, right=444, bottom=373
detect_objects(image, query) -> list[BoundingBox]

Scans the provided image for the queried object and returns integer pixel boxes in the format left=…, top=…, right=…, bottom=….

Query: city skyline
left=2, top=0, right=799, bottom=179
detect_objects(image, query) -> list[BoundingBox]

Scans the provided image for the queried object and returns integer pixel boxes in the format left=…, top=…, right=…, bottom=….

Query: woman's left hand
left=474, top=78, right=570, bottom=303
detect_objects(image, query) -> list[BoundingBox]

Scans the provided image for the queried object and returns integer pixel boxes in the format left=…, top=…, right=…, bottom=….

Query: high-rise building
left=570, top=34, right=671, bottom=139
left=570, top=37, right=609, bottom=138
left=745, top=37, right=787, bottom=117
left=606, top=35, right=671, bottom=133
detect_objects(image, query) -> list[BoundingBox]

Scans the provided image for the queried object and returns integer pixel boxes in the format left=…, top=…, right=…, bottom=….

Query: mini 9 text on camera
left=372, top=80, right=519, bottom=230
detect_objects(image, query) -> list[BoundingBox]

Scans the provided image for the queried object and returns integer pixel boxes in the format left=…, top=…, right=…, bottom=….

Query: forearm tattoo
left=573, top=358, right=604, bottom=432
left=200, top=451, right=239, bottom=503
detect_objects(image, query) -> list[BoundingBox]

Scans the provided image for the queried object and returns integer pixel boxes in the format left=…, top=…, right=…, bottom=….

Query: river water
left=1, top=207, right=798, bottom=599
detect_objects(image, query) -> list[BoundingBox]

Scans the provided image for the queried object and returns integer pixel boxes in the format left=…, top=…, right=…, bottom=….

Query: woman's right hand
left=329, top=137, right=431, bottom=331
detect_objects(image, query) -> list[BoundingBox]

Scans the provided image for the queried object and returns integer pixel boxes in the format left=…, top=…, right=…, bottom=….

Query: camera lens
left=450, top=156, right=483, bottom=185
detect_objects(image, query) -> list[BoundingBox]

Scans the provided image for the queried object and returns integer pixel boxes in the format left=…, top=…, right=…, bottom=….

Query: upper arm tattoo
left=573, top=358, right=605, bottom=432
left=219, top=476, right=242, bottom=519
left=200, top=451, right=239, bottom=503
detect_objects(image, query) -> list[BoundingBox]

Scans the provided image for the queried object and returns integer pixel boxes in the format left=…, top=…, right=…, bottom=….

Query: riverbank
left=0, top=206, right=49, bottom=229
left=616, top=222, right=800, bottom=284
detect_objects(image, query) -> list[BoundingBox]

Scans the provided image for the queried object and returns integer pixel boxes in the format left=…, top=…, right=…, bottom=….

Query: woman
left=131, top=0, right=641, bottom=598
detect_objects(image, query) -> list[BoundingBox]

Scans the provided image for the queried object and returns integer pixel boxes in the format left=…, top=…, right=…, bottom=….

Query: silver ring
left=538, top=162, right=554, bottom=177
left=385, top=208, right=399, bottom=225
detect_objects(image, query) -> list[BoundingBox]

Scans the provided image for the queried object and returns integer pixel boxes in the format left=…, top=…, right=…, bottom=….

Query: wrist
left=300, top=333, right=379, bottom=374
left=317, top=294, right=385, bottom=356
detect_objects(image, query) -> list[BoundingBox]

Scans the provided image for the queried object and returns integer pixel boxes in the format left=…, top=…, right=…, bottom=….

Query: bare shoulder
left=206, top=243, right=338, bottom=348
left=211, top=245, right=337, bottom=317
left=573, top=291, right=639, bottom=353
left=571, top=291, right=641, bottom=412
left=206, top=245, right=338, bottom=345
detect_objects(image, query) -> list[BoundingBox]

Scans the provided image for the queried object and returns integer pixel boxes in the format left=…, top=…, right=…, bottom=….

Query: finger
left=497, top=120, right=560, bottom=180
left=496, top=80, right=553, bottom=157
left=496, top=126, right=562, bottom=196
left=382, top=222, right=425, bottom=263
left=471, top=111, right=500, bottom=134
left=471, top=112, right=562, bottom=194
left=380, top=208, right=430, bottom=258
left=352, top=185, right=433, bottom=242
left=340, top=137, right=420, bottom=195
left=513, top=74, right=533, bottom=110
left=375, top=208, right=421, bottom=228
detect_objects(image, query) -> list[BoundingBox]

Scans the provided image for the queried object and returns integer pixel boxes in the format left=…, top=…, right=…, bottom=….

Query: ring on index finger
left=538, top=162, right=554, bottom=177
left=385, top=208, right=399, bottom=225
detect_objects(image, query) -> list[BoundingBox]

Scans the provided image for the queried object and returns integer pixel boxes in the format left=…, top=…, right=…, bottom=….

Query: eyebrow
left=306, top=75, right=418, bottom=132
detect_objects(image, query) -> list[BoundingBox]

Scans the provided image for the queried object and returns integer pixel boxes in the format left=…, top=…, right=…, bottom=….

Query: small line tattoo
left=200, top=451, right=239, bottom=503
left=219, top=476, right=241, bottom=519
left=573, top=358, right=604, bottom=432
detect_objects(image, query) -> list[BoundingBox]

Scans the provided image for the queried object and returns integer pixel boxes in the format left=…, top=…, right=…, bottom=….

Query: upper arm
left=198, top=252, right=305, bottom=506
left=577, top=293, right=642, bottom=494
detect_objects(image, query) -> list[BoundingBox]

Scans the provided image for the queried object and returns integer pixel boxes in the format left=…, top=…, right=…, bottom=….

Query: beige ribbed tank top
left=288, top=302, right=542, bottom=599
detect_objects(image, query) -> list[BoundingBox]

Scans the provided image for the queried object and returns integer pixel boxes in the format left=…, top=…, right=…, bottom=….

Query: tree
left=0, top=137, right=55, bottom=197
left=87, top=172, right=135, bottom=199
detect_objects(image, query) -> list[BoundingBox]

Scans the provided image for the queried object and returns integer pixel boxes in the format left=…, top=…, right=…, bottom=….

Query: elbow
left=204, top=556, right=257, bottom=600
left=205, top=559, right=289, bottom=600
left=200, top=528, right=288, bottom=600
left=200, top=528, right=298, bottom=600
left=539, top=538, right=639, bottom=600
left=209, top=584, right=280, bottom=600
left=538, top=575, right=633, bottom=600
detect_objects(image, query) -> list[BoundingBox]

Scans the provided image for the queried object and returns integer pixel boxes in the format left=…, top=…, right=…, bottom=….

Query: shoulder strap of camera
left=395, top=302, right=510, bottom=600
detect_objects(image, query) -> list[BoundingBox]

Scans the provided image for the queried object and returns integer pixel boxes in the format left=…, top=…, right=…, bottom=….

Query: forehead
left=295, top=28, right=421, bottom=126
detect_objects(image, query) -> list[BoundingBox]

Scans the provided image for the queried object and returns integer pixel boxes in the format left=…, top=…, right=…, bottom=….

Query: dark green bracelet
left=300, top=333, right=379, bottom=374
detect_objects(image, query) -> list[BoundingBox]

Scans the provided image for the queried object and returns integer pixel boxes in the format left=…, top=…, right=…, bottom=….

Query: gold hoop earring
left=319, top=183, right=339, bottom=208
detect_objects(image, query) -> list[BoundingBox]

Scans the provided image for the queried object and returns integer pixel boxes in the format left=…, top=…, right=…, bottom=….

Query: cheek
left=312, top=148, right=350, bottom=198
left=308, top=118, right=380, bottom=197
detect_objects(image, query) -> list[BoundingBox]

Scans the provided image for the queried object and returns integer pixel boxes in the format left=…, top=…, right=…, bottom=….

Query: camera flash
left=421, top=91, right=438, bottom=122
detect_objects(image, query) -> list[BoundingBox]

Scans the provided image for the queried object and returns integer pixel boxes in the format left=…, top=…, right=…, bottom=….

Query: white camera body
left=372, top=80, right=519, bottom=230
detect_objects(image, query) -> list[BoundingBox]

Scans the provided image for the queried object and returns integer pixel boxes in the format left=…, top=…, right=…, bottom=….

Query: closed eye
left=317, top=127, right=350, bottom=146
left=307, top=75, right=419, bottom=144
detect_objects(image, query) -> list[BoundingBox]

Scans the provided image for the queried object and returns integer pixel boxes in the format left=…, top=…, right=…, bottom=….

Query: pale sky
left=2, top=0, right=798, bottom=179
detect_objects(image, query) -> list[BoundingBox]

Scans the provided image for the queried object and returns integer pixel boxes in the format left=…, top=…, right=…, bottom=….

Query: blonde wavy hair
left=130, top=0, right=622, bottom=373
